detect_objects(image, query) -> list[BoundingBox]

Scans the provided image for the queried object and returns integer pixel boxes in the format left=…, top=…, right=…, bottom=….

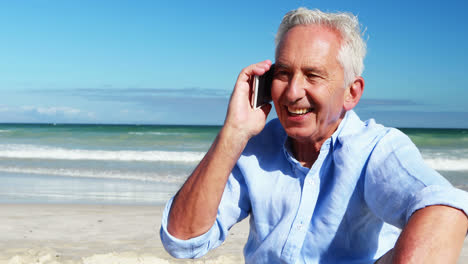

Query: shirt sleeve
left=160, top=164, right=251, bottom=258
left=364, top=128, right=468, bottom=229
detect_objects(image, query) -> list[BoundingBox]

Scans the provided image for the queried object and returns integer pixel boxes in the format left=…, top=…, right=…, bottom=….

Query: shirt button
left=297, top=220, right=305, bottom=231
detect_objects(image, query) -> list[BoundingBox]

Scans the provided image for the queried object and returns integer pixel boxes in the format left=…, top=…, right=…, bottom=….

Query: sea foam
left=0, top=165, right=187, bottom=183
left=0, top=144, right=204, bottom=163
left=424, top=158, right=468, bottom=171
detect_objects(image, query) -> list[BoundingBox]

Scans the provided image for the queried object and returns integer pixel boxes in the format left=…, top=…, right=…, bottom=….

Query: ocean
left=0, top=123, right=467, bottom=205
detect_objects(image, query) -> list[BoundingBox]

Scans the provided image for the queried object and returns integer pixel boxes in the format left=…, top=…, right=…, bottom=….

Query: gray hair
left=275, top=8, right=367, bottom=87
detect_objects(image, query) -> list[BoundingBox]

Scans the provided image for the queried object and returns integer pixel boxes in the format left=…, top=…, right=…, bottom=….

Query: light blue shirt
left=160, top=110, right=468, bottom=264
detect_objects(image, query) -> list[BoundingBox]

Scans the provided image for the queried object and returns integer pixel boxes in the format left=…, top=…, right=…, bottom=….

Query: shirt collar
left=331, top=109, right=354, bottom=147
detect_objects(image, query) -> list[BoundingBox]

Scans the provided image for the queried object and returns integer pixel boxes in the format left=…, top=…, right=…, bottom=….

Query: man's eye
left=274, top=70, right=288, bottom=77
left=275, top=70, right=286, bottom=75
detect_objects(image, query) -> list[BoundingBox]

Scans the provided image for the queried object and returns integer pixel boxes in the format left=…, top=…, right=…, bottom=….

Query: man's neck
left=290, top=138, right=324, bottom=168
left=289, top=116, right=344, bottom=168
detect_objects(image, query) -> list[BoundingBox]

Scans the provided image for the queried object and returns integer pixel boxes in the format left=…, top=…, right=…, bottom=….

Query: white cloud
left=0, top=106, right=12, bottom=112
left=0, top=105, right=96, bottom=123
left=21, top=106, right=82, bottom=116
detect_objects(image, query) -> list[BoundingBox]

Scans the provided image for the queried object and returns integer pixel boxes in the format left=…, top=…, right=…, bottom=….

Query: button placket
left=281, top=171, right=320, bottom=262
left=281, top=143, right=329, bottom=263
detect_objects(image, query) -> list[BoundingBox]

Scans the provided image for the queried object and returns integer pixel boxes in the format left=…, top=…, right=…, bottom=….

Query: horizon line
left=0, top=122, right=467, bottom=130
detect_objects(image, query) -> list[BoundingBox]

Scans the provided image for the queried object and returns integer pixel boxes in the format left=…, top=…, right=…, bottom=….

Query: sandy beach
left=0, top=204, right=248, bottom=264
left=0, top=204, right=466, bottom=264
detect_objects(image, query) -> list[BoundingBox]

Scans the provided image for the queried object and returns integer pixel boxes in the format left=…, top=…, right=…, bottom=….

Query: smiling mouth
left=287, top=106, right=313, bottom=116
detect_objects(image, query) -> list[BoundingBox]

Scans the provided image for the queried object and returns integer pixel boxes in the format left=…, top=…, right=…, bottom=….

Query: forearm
left=392, top=205, right=468, bottom=264
left=167, top=126, right=248, bottom=239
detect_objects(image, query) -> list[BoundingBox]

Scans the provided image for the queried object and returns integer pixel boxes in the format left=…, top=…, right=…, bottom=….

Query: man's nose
left=284, top=74, right=306, bottom=103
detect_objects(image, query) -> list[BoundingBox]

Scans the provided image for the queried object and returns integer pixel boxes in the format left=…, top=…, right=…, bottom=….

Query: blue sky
left=0, top=0, right=467, bottom=127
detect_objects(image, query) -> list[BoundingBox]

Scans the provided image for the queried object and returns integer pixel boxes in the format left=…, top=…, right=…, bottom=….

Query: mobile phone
left=251, top=64, right=274, bottom=109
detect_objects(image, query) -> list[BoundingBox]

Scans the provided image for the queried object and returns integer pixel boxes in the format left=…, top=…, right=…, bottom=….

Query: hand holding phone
left=251, top=64, right=274, bottom=109
left=222, top=60, right=273, bottom=142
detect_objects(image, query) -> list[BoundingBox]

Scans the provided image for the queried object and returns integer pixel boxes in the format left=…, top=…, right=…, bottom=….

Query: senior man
left=161, top=8, right=468, bottom=263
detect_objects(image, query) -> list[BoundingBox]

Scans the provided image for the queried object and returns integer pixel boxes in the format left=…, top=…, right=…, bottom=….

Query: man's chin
left=284, top=127, right=317, bottom=143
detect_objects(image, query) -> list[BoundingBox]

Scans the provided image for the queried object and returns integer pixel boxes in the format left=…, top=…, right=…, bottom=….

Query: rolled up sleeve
left=405, top=185, right=468, bottom=223
left=160, top=197, right=223, bottom=258
left=159, top=164, right=251, bottom=258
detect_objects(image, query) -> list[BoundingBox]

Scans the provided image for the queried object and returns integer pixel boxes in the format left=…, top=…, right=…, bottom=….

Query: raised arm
left=167, top=60, right=273, bottom=240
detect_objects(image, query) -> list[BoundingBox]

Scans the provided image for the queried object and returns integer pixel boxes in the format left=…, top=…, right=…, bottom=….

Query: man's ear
left=343, top=77, right=364, bottom=111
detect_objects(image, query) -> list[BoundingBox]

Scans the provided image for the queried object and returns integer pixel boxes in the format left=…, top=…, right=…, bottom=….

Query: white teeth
left=287, top=107, right=312, bottom=115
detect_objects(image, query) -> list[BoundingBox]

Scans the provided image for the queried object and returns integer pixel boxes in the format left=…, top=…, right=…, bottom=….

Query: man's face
left=272, top=24, right=347, bottom=145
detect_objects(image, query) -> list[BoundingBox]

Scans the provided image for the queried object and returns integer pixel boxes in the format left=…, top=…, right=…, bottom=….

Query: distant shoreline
left=0, top=122, right=224, bottom=128
left=1, top=122, right=468, bottom=130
